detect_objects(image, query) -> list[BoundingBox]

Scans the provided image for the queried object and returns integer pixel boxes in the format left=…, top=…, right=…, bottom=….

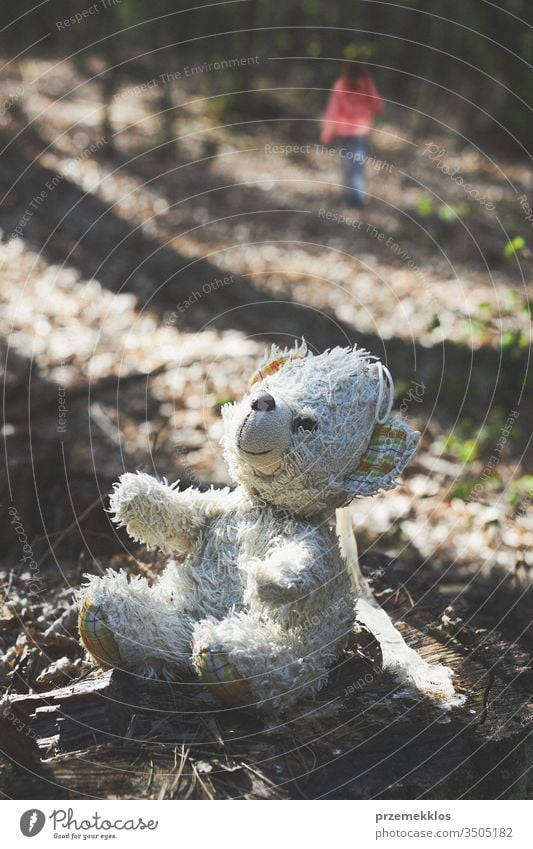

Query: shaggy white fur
left=77, top=343, right=455, bottom=711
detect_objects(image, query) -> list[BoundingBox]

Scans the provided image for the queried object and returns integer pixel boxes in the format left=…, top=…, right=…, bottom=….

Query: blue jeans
left=337, top=136, right=368, bottom=206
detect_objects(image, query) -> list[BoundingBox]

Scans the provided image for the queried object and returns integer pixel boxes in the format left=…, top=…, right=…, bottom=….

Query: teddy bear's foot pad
left=78, top=598, right=122, bottom=669
left=195, top=649, right=253, bottom=707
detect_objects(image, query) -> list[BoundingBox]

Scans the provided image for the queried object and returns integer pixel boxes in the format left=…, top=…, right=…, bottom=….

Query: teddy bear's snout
left=233, top=391, right=293, bottom=473
left=251, top=391, right=276, bottom=412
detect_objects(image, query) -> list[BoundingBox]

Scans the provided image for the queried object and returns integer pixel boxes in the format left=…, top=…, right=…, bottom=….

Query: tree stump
left=1, top=555, right=530, bottom=799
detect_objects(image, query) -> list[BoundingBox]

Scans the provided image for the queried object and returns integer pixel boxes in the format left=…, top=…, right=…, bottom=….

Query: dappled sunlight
left=0, top=1, right=530, bottom=803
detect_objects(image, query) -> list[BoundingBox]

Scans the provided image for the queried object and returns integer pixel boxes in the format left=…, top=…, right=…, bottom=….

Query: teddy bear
left=78, top=342, right=455, bottom=711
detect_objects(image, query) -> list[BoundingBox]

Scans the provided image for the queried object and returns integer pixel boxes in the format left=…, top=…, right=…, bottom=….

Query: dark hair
left=341, top=61, right=369, bottom=90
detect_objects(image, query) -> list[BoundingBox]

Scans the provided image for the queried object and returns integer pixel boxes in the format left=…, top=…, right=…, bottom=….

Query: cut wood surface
left=1, top=556, right=530, bottom=800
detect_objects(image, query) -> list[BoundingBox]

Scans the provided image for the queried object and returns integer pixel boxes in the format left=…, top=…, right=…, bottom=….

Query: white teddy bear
left=78, top=343, right=455, bottom=710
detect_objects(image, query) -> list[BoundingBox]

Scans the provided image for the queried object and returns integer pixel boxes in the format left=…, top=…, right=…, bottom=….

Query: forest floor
left=0, top=54, right=531, bottom=770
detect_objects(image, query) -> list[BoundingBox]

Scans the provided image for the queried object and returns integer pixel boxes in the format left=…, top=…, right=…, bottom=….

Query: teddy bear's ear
left=248, top=339, right=308, bottom=387
left=346, top=417, right=420, bottom=498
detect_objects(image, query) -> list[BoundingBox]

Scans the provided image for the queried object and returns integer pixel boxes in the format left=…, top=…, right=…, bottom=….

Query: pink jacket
left=320, top=74, right=383, bottom=145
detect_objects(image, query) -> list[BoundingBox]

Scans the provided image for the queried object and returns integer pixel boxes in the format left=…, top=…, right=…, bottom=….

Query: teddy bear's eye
left=292, top=415, right=318, bottom=433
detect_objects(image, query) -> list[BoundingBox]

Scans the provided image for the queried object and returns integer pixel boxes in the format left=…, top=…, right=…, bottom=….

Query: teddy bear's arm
left=250, top=536, right=329, bottom=605
left=109, top=472, right=231, bottom=556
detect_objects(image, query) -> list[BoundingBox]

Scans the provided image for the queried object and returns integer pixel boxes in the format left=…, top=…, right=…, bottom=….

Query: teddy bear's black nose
left=251, top=391, right=276, bottom=412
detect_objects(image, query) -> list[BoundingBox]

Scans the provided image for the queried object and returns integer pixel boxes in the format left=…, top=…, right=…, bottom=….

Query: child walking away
left=321, top=62, right=383, bottom=208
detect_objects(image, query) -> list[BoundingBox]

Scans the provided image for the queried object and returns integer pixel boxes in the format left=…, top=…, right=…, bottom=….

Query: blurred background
left=0, top=1, right=531, bottom=651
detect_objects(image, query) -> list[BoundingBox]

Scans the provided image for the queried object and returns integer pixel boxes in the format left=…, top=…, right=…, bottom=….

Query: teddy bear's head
left=221, top=342, right=420, bottom=518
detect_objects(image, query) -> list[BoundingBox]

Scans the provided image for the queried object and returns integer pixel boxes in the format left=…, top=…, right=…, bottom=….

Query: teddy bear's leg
left=77, top=562, right=196, bottom=678
left=192, top=612, right=335, bottom=710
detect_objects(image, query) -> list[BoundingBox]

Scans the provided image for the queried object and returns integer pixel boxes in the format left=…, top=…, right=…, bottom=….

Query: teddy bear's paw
left=109, top=473, right=152, bottom=522
left=195, top=648, right=253, bottom=708
left=78, top=597, right=122, bottom=669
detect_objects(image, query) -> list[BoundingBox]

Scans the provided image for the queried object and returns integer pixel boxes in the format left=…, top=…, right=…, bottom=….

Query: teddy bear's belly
left=182, top=511, right=354, bottom=635
left=184, top=522, right=245, bottom=619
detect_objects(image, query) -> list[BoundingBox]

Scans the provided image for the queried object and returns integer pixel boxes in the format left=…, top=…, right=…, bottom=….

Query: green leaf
left=459, top=439, right=478, bottom=464
left=502, top=329, right=526, bottom=358
left=343, top=43, right=359, bottom=60
left=504, top=290, right=519, bottom=311
left=417, top=195, right=433, bottom=216
left=212, top=395, right=234, bottom=414
left=438, top=205, right=456, bottom=221
left=307, top=41, right=321, bottom=57
left=504, top=236, right=526, bottom=258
